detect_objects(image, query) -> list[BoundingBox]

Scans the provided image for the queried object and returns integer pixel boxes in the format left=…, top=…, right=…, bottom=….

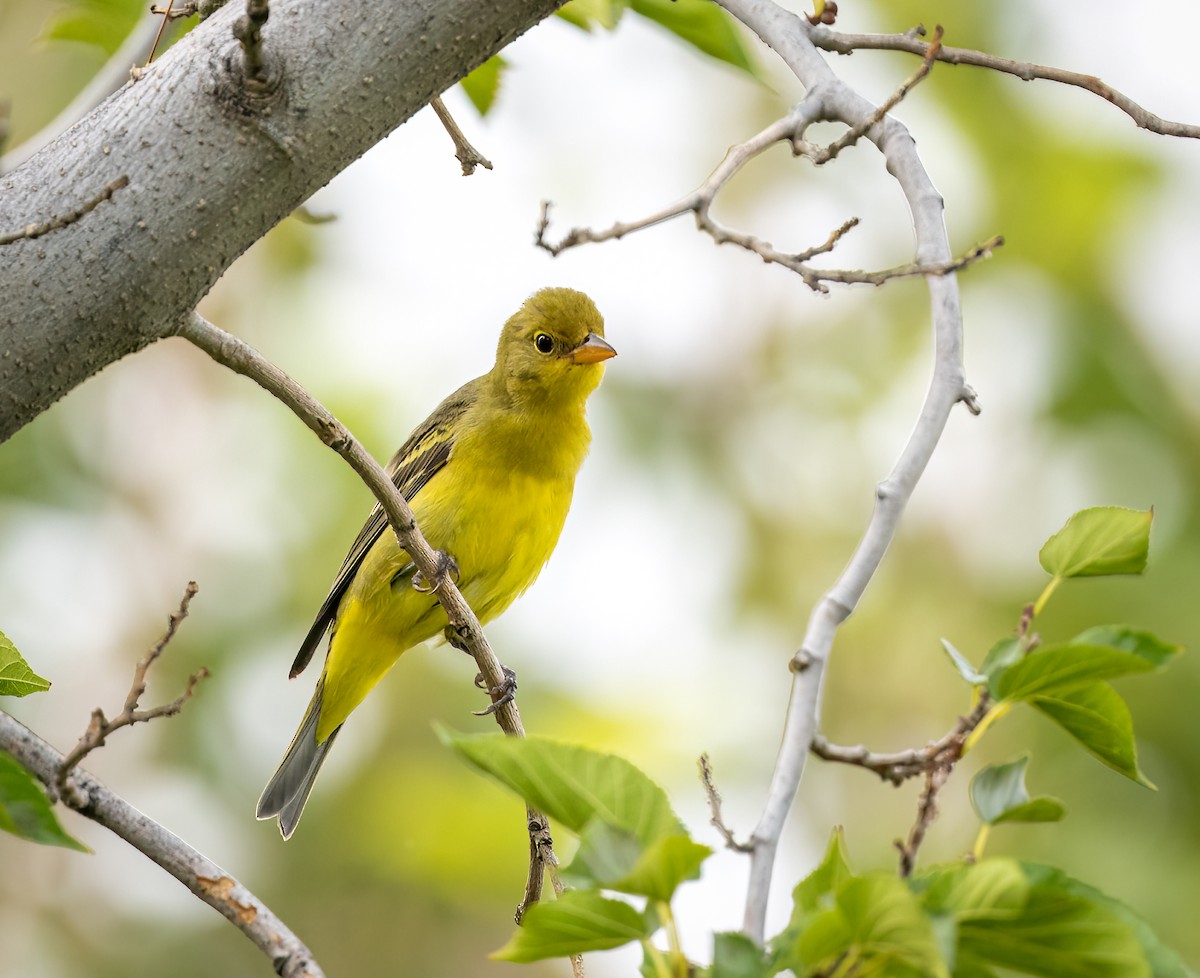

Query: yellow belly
left=315, top=460, right=575, bottom=741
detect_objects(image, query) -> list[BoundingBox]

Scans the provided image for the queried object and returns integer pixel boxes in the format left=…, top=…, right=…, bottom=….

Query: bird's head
left=494, top=287, right=616, bottom=407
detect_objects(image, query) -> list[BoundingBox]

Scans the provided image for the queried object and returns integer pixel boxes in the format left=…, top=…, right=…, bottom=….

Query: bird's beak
left=568, top=333, right=617, bottom=365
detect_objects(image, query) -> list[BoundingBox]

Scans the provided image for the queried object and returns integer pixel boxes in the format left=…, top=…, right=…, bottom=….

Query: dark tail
left=257, top=687, right=340, bottom=840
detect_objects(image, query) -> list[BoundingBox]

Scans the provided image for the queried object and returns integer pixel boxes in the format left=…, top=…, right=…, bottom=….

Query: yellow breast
left=316, top=404, right=589, bottom=740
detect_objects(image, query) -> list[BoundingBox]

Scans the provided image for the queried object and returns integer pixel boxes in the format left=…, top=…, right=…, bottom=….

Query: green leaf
left=565, top=819, right=710, bottom=901
left=557, top=0, right=627, bottom=31
left=980, top=638, right=1022, bottom=685
left=628, top=0, right=762, bottom=81
left=564, top=819, right=644, bottom=887
left=927, top=912, right=959, bottom=974
left=0, top=632, right=51, bottom=697
left=1030, top=683, right=1153, bottom=787
left=772, top=829, right=855, bottom=974
left=440, top=730, right=685, bottom=843
left=941, top=639, right=987, bottom=685
left=970, top=757, right=1065, bottom=825
left=459, top=55, right=507, bottom=117
left=41, top=0, right=152, bottom=56
left=1071, top=625, right=1181, bottom=670
left=614, top=833, right=710, bottom=901
left=1038, top=506, right=1152, bottom=578
left=710, top=932, right=769, bottom=978
left=920, top=858, right=1030, bottom=922
left=1038, top=867, right=1197, bottom=978
left=0, top=752, right=90, bottom=852
left=795, top=875, right=949, bottom=978
left=792, top=826, right=854, bottom=918
left=491, top=890, right=649, bottom=962
left=991, top=642, right=1158, bottom=702
left=958, top=864, right=1151, bottom=978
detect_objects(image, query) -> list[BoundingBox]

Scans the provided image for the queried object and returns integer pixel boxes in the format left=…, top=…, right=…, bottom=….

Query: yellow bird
left=257, top=288, right=615, bottom=838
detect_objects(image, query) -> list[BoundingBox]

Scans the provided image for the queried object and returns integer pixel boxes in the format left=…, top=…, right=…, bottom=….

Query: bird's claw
left=472, top=666, right=518, bottom=716
left=412, top=550, right=461, bottom=594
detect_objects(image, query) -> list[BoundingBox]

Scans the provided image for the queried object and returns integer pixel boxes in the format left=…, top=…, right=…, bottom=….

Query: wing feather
left=288, top=380, right=477, bottom=678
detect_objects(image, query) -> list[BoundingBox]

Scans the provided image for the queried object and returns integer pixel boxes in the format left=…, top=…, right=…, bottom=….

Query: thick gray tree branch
left=0, top=0, right=564, bottom=443
left=0, top=711, right=324, bottom=978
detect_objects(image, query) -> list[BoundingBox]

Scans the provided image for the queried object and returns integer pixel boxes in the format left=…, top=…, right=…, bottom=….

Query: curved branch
left=0, top=711, right=324, bottom=978
left=709, top=0, right=974, bottom=940
left=809, top=24, right=1200, bottom=140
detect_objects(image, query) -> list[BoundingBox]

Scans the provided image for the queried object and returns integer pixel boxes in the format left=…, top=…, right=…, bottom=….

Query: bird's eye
left=534, top=333, right=554, bottom=354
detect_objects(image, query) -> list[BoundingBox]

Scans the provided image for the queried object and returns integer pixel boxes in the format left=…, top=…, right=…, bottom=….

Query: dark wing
left=288, top=380, right=478, bottom=679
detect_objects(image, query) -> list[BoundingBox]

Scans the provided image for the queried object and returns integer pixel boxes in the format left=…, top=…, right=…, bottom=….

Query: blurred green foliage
left=1, top=0, right=1198, bottom=976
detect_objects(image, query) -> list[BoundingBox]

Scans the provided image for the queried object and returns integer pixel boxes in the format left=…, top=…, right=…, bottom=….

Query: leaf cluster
left=440, top=507, right=1191, bottom=977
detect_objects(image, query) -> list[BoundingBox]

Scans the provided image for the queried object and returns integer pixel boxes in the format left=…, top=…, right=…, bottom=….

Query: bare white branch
left=706, top=0, right=973, bottom=940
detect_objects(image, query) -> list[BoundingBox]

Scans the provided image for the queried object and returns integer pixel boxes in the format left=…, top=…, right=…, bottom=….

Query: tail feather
left=257, top=688, right=340, bottom=839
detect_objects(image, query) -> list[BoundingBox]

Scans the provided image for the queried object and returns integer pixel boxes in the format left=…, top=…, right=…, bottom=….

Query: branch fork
left=56, top=581, right=207, bottom=804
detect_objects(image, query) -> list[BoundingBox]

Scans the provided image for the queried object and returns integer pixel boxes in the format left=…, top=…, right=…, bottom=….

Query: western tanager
left=257, top=287, right=615, bottom=838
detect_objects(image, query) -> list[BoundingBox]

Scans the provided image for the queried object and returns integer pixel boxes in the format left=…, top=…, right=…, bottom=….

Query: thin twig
left=291, top=205, right=337, bottom=224
left=699, top=754, right=752, bottom=852
left=536, top=104, right=999, bottom=293
left=233, top=0, right=271, bottom=88
left=812, top=690, right=992, bottom=785
left=56, top=582, right=207, bottom=801
left=178, top=312, right=566, bottom=935
left=812, top=693, right=991, bottom=876
left=152, top=0, right=228, bottom=18
left=430, top=96, right=494, bottom=175
left=151, top=3, right=199, bottom=19
left=813, top=26, right=944, bottom=164
left=811, top=735, right=949, bottom=786
left=809, top=23, right=1200, bottom=140
left=894, top=691, right=991, bottom=877
left=0, top=176, right=129, bottom=247
left=0, top=712, right=323, bottom=978
left=145, top=0, right=176, bottom=65
left=895, top=764, right=949, bottom=878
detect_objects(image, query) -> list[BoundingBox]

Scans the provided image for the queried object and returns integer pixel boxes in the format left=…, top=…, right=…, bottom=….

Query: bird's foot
left=473, top=666, right=518, bottom=716
left=412, top=550, right=460, bottom=594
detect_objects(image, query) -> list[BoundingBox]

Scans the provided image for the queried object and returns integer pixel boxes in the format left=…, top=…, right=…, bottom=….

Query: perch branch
left=56, top=581, right=207, bottom=801
left=809, top=24, right=1200, bottom=140
left=178, top=312, right=567, bottom=933
left=430, top=96, right=494, bottom=175
left=0, top=712, right=323, bottom=978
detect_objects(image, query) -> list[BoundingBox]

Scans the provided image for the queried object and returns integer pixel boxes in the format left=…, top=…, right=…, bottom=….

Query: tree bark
left=0, top=0, right=562, bottom=441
